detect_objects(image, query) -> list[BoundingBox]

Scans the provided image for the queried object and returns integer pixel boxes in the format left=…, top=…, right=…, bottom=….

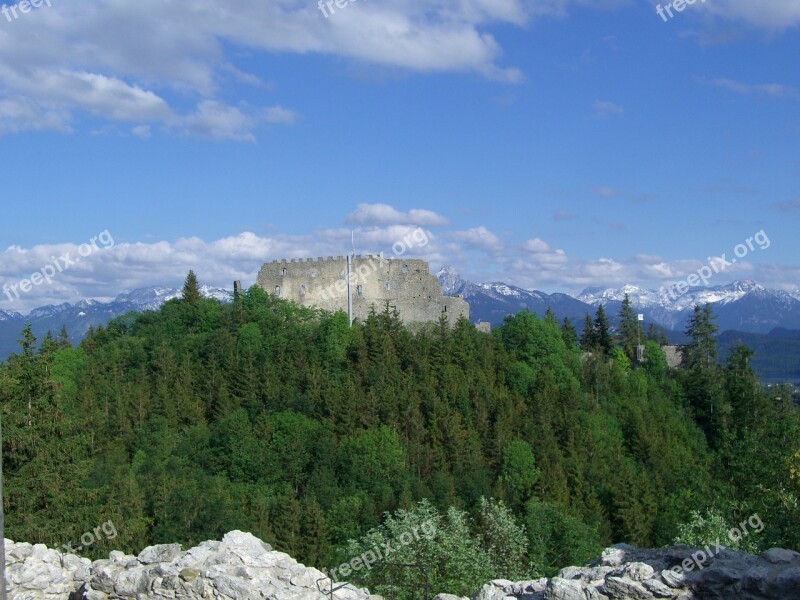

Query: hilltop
left=0, top=280, right=798, bottom=593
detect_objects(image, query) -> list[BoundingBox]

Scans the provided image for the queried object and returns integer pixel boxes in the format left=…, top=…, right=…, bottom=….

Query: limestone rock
left=5, top=532, right=373, bottom=600
left=137, top=544, right=181, bottom=565
left=543, top=578, right=588, bottom=600
left=477, top=544, right=800, bottom=600
left=4, top=538, right=91, bottom=599
left=5, top=534, right=800, bottom=600
left=761, top=548, right=800, bottom=564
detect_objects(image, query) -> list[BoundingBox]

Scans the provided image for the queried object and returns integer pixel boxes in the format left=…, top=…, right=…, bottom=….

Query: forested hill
left=1, top=279, right=799, bottom=580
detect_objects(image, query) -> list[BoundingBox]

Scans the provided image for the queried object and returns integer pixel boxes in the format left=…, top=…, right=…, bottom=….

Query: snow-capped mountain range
left=0, top=286, right=231, bottom=360
left=577, top=280, right=793, bottom=312
left=435, top=267, right=800, bottom=335
left=436, top=266, right=592, bottom=326
left=2, top=271, right=799, bottom=363
left=573, top=279, right=800, bottom=333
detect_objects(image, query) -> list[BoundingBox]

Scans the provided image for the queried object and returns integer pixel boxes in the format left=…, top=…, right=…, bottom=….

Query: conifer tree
left=684, top=304, right=718, bottom=369
left=646, top=323, right=668, bottom=345
left=561, top=317, right=578, bottom=349
left=683, top=303, right=725, bottom=446
left=617, top=294, right=641, bottom=363
left=593, top=305, right=613, bottom=356
left=580, top=314, right=595, bottom=350
left=182, top=270, right=201, bottom=305
left=57, top=324, right=72, bottom=348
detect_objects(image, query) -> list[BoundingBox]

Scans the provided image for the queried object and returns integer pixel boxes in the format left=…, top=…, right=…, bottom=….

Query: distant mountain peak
left=436, top=265, right=468, bottom=296
left=578, top=285, right=659, bottom=307
left=0, top=309, right=23, bottom=322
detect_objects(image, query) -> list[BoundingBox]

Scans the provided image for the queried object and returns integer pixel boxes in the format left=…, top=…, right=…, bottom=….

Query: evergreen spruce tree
left=17, top=323, right=38, bottom=427
left=646, top=323, right=669, bottom=345
left=593, top=305, right=613, bottom=356
left=683, top=304, right=725, bottom=446
left=182, top=270, right=202, bottom=305
left=580, top=314, right=595, bottom=350
left=57, top=324, right=72, bottom=348
left=684, top=304, right=718, bottom=369
left=561, top=317, right=578, bottom=350
left=617, top=294, right=641, bottom=363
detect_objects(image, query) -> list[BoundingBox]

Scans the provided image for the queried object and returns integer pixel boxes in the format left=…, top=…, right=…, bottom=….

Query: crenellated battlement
left=268, top=254, right=401, bottom=265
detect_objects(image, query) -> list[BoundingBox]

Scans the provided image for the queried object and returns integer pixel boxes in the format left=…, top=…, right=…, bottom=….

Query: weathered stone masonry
left=256, top=255, right=469, bottom=325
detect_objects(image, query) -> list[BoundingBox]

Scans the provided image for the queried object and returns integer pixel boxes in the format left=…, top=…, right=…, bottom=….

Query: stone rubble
left=470, top=543, right=800, bottom=600
left=4, top=531, right=378, bottom=600
left=4, top=534, right=800, bottom=599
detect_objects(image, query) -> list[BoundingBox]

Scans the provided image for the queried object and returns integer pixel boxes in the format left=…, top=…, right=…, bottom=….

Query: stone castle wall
left=256, top=255, right=469, bottom=325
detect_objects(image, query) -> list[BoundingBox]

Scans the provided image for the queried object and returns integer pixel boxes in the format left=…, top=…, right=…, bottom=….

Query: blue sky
left=0, top=0, right=798, bottom=312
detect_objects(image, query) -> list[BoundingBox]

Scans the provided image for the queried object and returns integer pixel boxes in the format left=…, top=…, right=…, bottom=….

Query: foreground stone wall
left=3, top=531, right=377, bottom=600
left=6, top=535, right=800, bottom=599
left=256, top=256, right=469, bottom=325
left=469, top=543, right=800, bottom=600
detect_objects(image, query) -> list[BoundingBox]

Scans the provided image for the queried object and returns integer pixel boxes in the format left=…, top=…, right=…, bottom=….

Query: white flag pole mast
left=347, top=231, right=355, bottom=327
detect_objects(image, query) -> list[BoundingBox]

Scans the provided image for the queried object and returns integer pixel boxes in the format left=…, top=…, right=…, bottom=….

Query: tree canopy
left=1, top=279, right=797, bottom=588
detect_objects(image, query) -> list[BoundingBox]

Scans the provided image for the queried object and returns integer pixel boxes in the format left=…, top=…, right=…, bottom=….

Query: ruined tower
left=256, top=255, right=469, bottom=325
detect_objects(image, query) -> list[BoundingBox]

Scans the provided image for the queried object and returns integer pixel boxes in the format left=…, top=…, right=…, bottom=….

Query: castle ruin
left=256, top=255, right=469, bottom=325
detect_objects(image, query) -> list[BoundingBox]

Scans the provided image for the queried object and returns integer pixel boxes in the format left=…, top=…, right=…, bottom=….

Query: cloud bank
left=1, top=203, right=796, bottom=312
left=1, top=0, right=797, bottom=139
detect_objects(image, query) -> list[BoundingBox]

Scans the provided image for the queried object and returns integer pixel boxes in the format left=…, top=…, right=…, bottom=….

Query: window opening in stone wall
left=282, top=268, right=288, bottom=276
left=357, top=285, right=363, bottom=297
left=300, top=285, right=307, bottom=296
left=275, top=286, right=281, bottom=296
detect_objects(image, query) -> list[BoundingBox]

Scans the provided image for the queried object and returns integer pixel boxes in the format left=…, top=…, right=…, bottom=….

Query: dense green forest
left=1, top=274, right=798, bottom=583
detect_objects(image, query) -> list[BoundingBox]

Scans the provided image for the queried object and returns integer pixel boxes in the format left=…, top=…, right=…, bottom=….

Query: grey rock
left=138, top=544, right=182, bottom=565
left=622, top=563, right=655, bottom=582
left=599, top=576, right=653, bottom=599
left=599, top=544, right=636, bottom=567
left=510, top=580, right=548, bottom=595
left=544, top=578, right=589, bottom=600
left=556, top=567, right=585, bottom=581
left=4, top=538, right=90, bottom=599
left=7, top=534, right=800, bottom=600
left=473, top=581, right=514, bottom=600
left=766, top=567, right=800, bottom=596
left=761, top=548, right=800, bottom=564
left=642, top=579, right=677, bottom=598
left=179, top=568, right=200, bottom=582
left=660, top=568, right=686, bottom=588
left=478, top=544, right=800, bottom=600
left=5, top=531, right=375, bottom=600
left=580, top=568, right=615, bottom=583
